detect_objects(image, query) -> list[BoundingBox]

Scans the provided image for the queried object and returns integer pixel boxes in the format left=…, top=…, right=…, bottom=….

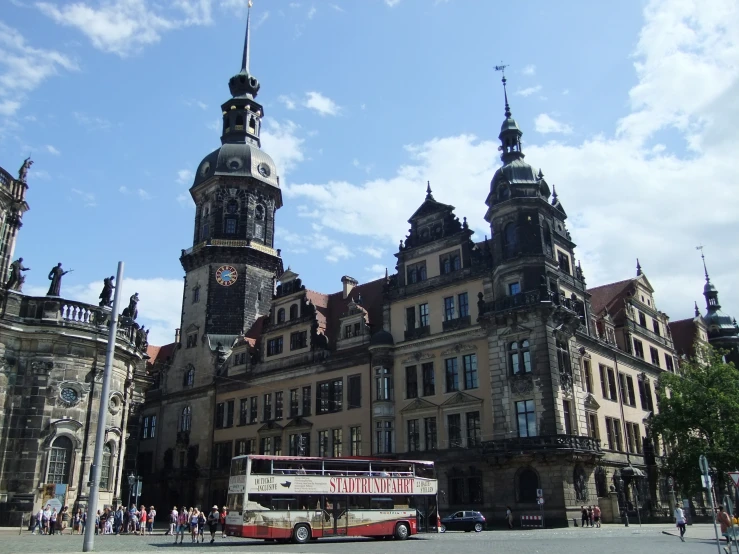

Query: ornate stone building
left=137, top=15, right=723, bottom=528
left=0, top=162, right=150, bottom=525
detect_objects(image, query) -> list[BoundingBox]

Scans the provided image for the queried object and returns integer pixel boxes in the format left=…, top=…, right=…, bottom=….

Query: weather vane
left=494, top=63, right=508, bottom=79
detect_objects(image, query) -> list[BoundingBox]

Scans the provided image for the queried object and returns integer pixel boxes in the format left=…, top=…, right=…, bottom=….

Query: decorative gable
left=583, top=393, right=600, bottom=411
left=400, top=397, right=439, bottom=414
left=441, top=391, right=483, bottom=408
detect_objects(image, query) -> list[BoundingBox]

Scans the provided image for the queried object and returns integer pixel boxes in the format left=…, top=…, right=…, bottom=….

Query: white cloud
left=278, top=95, right=297, bottom=110
left=385, top=0, right=401, bottom=6
left=515, top=85, right=542, bottom=97
left=138, top=188, right=152, bottom=200
left=303, top=91, right=341, bottom=116
left=362, top=246, right=383, bottom=259
left=307, top=5, right=317, bottom=19
left=176, top=192, right=191, bottom=206
left=119, top=186, right=129, bottom=194
left=45, top=144, right=60, bottom=155
left=24, top=277, right=184, bottom=346
left=73, top=111, right=112, bottom=130
left=0, top=21, right=78, bottom=116
left=176, top=169, right=194, bottom=184
left=183, top=98, right=208, bottom=110
left=522, top=64, right=536, bottom=76
left=534, top=113, right=573, bottom=135
left=329, top=4, right=345, bottom=12
left=283, top=0, right=739, bottom=326
left=261, top=118, right=305, bottom=177
left=70, top=188, right=96, bottom=207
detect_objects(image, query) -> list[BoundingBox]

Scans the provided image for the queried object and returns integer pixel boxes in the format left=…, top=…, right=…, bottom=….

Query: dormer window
left=289, top=304, right=298, bottom=320
left=406, top=262, right=427, bottom=284
left=440, top=250, right=461, bottom=275
left=277, top=308, right=285, bottom=323
left=557, top=251, right=571, bottom=275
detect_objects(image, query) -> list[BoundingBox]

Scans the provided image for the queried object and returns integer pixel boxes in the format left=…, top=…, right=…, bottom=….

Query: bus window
left=300, top=461, right=322, bottom=475
left=393, top=496, right=411, bottom=509
left=230, top=457, right=247, bottom=476
left=370, top=497, right=394, bottom=510
left=251, top=459, right=271, bottom=474
left=227, top=493, right=243, bottom=512
left=348, top=495, right=370, bottom=510
left=415, top=465, right=434, bottom=479
left=273, top=497, right=299, bottom=510
left=247, top=494, right=273, bottom=510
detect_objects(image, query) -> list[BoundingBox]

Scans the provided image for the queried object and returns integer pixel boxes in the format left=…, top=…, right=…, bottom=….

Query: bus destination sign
left=246, top=474, right=437, bottom=495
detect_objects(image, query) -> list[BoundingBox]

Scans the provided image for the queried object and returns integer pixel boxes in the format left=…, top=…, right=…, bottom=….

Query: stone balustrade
left=481, top=434, right=602, bottom=456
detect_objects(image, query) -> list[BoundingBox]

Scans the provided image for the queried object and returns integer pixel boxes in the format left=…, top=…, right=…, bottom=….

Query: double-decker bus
left=225, top=454, right=438, bottom=544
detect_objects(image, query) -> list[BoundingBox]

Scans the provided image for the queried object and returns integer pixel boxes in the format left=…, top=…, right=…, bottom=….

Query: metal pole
left=83, top=262, right=125, bottom=552
left=700, top=455, right=723, bottom=554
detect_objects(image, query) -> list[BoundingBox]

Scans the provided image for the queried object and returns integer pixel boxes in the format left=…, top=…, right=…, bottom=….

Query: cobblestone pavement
left=0, top=524, right=728, bottom=554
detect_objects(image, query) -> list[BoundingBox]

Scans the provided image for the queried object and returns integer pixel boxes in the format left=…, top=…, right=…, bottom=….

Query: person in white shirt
left=32, top=508, right=43, bottom=534
left=169, top=507, right=178, bottom=536
left=674, top=506, right=687, bottom=541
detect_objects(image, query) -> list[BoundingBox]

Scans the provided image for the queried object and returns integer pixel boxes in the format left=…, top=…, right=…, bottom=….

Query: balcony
left=442, top=315, right=472, bottom=332
left=479, top=289, right=543, bottom=315
left=626, top=319, right=671, bottom=348
left=181, top=238, right=279, bottom=258
left=480, top=434, right=602, bottom=456
left=404, top=325, right=431, bottom=341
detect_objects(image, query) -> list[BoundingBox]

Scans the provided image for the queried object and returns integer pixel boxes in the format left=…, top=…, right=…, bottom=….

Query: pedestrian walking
left=587, top=506, right=594, bottom=527
left=505, top=506, right=514, bottom=529
left=207, top=505, right=219, bottom=543
left=190, top=507, right=200, bottom=543
left=60, top=506, right=70, bottom=534
left=581, top=506, right=588, bottom=527
left=139, top=505, right=147, bottom=536
left=593, top=505, right=601, bottom=528
left=718, top=505, right=732, bottom=553
left=49, top=508, right=57, bottom=535
left=72, top=509, right=81, bottom=535
left=80, top=510, right=87, bottom=535
left=674, top=505, right=686, bottom=541
left=32, top=508, right=43, bottom=535
left=175, top=506, right=187, bottom=544
left=220, top=507, right=227, bottom=538
left=148, top=506, right=156, bottom=533
left=168, top=506, right=178, bottom=536
left=42, top=505, right=51, bottom=535
left=197, top=509, right=206, bottom=542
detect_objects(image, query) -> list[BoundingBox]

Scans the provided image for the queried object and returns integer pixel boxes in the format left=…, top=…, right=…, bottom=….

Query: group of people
left=580, top=505, right=602, bottom=527
left=169, top=506, right=227, bottom=544
left=92, top=504, right=157, bottom=535
left=31, top=505, right=72, bottom=534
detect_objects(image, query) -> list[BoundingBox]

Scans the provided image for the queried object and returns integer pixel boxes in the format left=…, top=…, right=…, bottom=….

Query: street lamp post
left=619, top=477, right=629, bottom=527
left=82, top=262, right=125, bottom=552
left=127, top=473, right=135, bottom=511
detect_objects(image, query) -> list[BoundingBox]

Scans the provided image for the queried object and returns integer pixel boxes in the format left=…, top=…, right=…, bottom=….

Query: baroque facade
left=0, top=162, right=150, bottom=525
left=136, top=14, right=738, bottom=528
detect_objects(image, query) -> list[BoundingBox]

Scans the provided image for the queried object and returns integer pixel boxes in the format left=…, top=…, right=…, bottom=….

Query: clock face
left=257, top=163, right=271, bottom=178
left=216, top=265, right=238, bottom=286
left=61, top=387, right=78, bottom=403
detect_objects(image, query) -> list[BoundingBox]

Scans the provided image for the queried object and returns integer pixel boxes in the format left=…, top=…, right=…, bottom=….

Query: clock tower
left=179, top=3, right=283, bottom=347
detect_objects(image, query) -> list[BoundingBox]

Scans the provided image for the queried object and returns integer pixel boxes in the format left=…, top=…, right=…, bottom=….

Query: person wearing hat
left=207, top=505, right=220, bottom=543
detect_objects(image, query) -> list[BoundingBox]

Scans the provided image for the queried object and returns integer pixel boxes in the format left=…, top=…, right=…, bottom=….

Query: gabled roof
left=146, top=342, right=176, bottom=368
left=588, top=278, right=633, bottom=316
left=408, top=195, right=454, bottom=222
left=669, top=318, right=700, bottom=358
left=324, top=278, right=385, bottom=347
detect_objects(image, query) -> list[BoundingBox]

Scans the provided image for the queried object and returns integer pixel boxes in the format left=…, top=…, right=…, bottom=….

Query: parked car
left=439, top=511, right=485, bottom=533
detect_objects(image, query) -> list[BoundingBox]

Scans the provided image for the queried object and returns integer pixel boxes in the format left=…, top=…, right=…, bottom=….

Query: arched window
left=517, top=468, right=539, bottom=503
left=509, top=340, right=532, bottom=375
left=277, top=308, right=285, bottom=323
left=503, top=223, right=517, bottom=257
left=183, top=365, right=195, bottom=387
left=289, top=304, right=298, bottom=320
left=100, top=443, right=112, bottom=490
left=47, top=436, right=73, bottom=484
left=180, top=406, right=192, bottom=432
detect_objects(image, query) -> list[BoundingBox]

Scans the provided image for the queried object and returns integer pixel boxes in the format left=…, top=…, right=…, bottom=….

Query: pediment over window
left=283, top=417, right=313, bottom=430
left=499, top=324, right=532, bottom=339
left=43, top=419, right=84, bottom=448
left=400, top=397, right=439, bottom=414
left=441, top=391, right=483, bottom=408
left=584, top=393, right=600, bottom=410
left=185, top=323, right=200, bottom=333
left=258, top=421, right=284, bottom=434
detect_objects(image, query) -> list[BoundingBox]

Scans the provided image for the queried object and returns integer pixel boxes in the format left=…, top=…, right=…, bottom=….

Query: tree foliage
left=651, top=346, right=739, bottom=496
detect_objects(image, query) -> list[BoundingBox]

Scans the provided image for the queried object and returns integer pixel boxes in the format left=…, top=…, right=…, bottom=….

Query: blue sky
left=1, top=0, right=738, bottom=346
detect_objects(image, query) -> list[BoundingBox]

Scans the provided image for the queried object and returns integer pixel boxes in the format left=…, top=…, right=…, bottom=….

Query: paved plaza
left=0, top=524, right=732, bottom=554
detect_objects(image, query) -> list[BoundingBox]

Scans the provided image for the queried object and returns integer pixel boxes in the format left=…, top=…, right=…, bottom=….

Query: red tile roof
left=146, top=342, right=176, bottom=368
left=587, top=278, right=635, bottom=324
left=323, top=278, right=385, bottom=347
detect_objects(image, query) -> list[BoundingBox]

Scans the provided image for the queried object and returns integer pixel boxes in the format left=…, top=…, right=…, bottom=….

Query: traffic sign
left=729, top=472, right=739, bottom=487
left=701, top=475, right=712, bottom=489
left=537, top=497, right=545, bottom=505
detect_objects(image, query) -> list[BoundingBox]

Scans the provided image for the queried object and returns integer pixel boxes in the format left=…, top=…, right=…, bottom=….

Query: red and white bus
left=225, top=454, right=438, bottom=544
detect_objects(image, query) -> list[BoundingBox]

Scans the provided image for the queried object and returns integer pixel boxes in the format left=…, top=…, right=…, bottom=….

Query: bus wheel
left=293, top=524, right=311, bottom=544
left=395, top=522, right=410, bottom=540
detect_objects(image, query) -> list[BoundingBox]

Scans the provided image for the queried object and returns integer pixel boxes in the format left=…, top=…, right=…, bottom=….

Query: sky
left=1, top=0, right=738, bottom=347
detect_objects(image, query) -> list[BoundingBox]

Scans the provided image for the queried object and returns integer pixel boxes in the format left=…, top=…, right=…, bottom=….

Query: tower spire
left=241, top=0, right=253, bottom=73
left=426, top=180, right=433, bottom=200
left=636, top=258, right=642, bottom=276
left=697, top=245, right=710, bottom=283
left=495, top=64, right=511, bottom=118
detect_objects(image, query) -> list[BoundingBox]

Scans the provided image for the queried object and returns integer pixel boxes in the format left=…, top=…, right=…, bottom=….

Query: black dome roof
left=370, top=329, right=394, bottom=346
left=192, top=142, right=279, bottom=189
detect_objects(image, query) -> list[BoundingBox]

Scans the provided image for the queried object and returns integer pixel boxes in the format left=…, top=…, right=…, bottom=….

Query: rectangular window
left=186, top=333, right=197, bottom=348
left=317, top=382, right=329, bottom=415
left=424, top=417, right=437, bottom=450
left=639, top=311, right=647, bottom=327
left=407, top=419, right=420, bottom=452
left=332, top=428, right=343, bottom=457
left=633, top=339, right=645, bottom=359
left=317, top=379, right=343, bottom=414
left=249, top=396, right=257, bottom=424
left=626, top=375, right=636, bottom=406
left=607, top=367, right=618, bottom=400
left=516, top=399, right=537, bottom=437
left=463, top=354, right=478, bottom=389
left=558, top=251, right=571, bottom=274
left=439, top=250, right=461, bottom=275
left=508, top=282, right=521, bottom=296
left=259, top=437, right=272, bottom=456
left=289, top=389, right=299, bottom=418
left=347, top=375, right=361, bottom=409
left=290, top=331, right=307, bottom=350
left=375, top=421, right=394, bottom=454
left=583, top=359, right=593, bottom=393
left=215, top=402, right=224, bottom=429
left=302, top=386, right=311, bottom=416
left=466, top=411, right=481, bottom=447
left=212, top=442, right=233, bottom=470
left=235, top=438, right=255, bottom=456
left=653, top=320, right=661, bottom=336
left=289, top=433, right=310, bottom=456
left=443, top=296, right=455, bottom=321
left=605, top=417, right=623, bottom=451
left=445, top=358, right=459, bottom=392
left=225, top=218, right=237, bottom=234
left=150, top=415, right=156, bottom=438
left=267, top=336, right=283, bottom=356
left=406, top=261, right=427, bottom=284
left=262, top=394, right=272, bottom=421
left=353, top=322, right=361, bottom=336
left=406, top=306, right=416, bottom=330
left=226, top=400, right=234, bottom=427
left=344, top=324, right=352, bottom=338
left=625, top=422, right=635, bottom=453
left=650, top=347, right=660, bottom=366
left=274, top=391, right=283, bottom=420
left=665, top=355, right=675, bottom=372
left=405, top=366, right=418, bottom=399
left=422, top=362, right=435, bottom=396
left=375, top=367, right=393, bottom=401
left=419, top=303, right=429, bottom=327
left=618, top=373, right=628, bottom=405
left=562, top=400, right=572, bottom=435
left=447, top=413, right=462, bottom=447
left=587, top=413, right=599, bottom=439
left=350, top=426, right=362, bottom=456
left=192, top=287, right=200, bottom=304
left=318, top=430, right=329, bottom=457
left=458, top=292, right=469, bottom=317
left=274, top=436, right=283, bottom=456
left=142, top=416, right=150, bottom=439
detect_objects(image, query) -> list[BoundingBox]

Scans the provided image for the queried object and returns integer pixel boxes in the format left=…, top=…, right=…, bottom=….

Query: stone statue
left=123, top=292, right=139, bottom=320
left=98, top=275, right=115, bottom=307
left=574, top=465, right=588, bottom=501
left=5, top=257, right=30, bottom=291
left=18, top=157, right=33, bottom=183
left=46, top=263, right=71, bottom=296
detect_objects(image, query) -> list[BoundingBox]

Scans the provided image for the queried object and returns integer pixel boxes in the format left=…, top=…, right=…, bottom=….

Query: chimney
left=341, top=276, right=358, bottom=300
left=175, top=328, right=181, bottom=344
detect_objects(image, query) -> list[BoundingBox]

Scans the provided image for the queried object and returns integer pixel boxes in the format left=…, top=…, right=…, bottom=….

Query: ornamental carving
left=31, top=360, right=54, bottom=373
left=54, top=380, right=91, bottom=408
left=400, top=352, right=435, bottom=365
left=440, top=343, right=478, bottom=356
left=510, top=376, right=534, bottom=395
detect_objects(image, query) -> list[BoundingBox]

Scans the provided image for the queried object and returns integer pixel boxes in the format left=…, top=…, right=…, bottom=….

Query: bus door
left=321, top=496, right=348, bottom=536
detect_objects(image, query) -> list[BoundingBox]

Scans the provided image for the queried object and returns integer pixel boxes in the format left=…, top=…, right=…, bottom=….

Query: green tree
left=651, top=346, right=739, bottom=496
